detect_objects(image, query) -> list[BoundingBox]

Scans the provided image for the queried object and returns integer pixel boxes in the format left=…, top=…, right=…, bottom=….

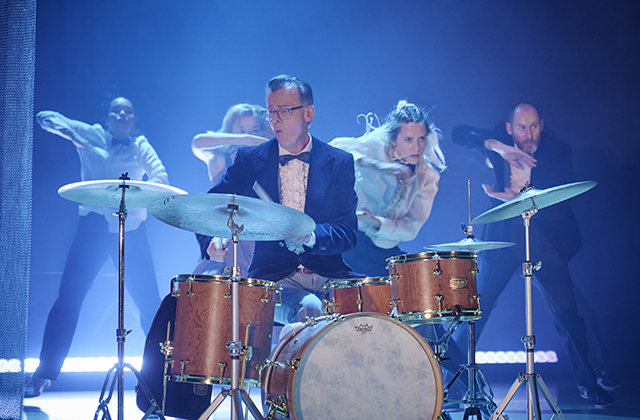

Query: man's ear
left=505, top=121, right=513, bottom=136
left=304, top=105, right=315, bottom=122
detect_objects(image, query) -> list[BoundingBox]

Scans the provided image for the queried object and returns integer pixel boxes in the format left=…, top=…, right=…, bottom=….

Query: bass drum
left=262, top=313, right=443, bottom=420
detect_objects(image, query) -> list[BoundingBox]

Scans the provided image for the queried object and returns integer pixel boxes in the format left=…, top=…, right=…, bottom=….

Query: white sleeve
left=329, top=136, right=370, bottom=162
left=36, top=110, right=109, bottom=158
left=137, top=136, right=169, bottom=184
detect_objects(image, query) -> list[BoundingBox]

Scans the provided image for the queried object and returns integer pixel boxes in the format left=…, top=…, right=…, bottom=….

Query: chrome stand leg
left=196, top=198, right=264, bottom=420
left=94, top=175, right=166, bottom=420
left=443, top=321, right=498, bottom=419
left=490, top=207, right=567, bottom=420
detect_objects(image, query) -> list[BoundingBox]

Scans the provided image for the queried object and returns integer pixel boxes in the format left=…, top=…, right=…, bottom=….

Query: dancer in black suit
left=451, top=102, right=613, bottom=407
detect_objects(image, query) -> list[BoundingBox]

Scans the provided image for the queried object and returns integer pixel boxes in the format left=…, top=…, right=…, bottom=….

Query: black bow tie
left=279, top=152, right=311, bottom=166
left=112, top=137, right=131, bottom=147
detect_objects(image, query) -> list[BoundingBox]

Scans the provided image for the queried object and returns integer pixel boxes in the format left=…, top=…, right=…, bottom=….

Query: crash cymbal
left=58, top=180, right=187, bottom=209
left=469, top=181, right=597, bottom=226
left=147, top=193, right=316, bottom=241
left=425, top=236, right=515, bottom=252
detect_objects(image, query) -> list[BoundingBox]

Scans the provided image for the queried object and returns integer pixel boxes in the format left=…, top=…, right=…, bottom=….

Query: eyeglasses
left=263, top=106, right=304, bottom=122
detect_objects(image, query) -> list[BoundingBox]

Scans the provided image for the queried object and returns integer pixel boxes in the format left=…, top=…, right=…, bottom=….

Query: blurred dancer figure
left=26, top=97, right=167, bottom=397
left=330, top=100, right=446, bottom=276
left=191, top=104, right=273, bottom=276
left=452, top=102, right=613, bottom=407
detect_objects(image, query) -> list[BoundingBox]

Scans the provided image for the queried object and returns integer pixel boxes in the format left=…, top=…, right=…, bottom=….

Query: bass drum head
left=266, top=313, right=443, bottom=419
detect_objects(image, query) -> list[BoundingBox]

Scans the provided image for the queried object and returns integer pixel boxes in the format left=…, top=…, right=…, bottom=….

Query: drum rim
left=322, top=276, right=390, bottom=290
left=172, top=274, right=281, bottom=290
left=387, top=251, right=477, bottom=265
left=398, top=309, right=482, bottom=324
left=171, top=373, right=260, bottom=388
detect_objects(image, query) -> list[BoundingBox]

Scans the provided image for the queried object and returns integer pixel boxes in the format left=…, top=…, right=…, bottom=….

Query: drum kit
left=57, top=175, right=596, bottom=420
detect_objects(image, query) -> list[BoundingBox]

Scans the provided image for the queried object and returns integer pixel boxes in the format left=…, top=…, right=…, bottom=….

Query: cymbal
left=147, top=193, right=316, bottom=241
left=425, top=237, right=515, bottom=252
left=58, top=180, right=187, bottom=209
left=469, top=181, right=597, bottom=226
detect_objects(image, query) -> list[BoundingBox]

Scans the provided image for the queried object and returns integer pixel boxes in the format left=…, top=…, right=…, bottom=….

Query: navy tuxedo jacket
left=197, top=137, right=359, bottom=281
left=452, top=123, right=582, bottom=261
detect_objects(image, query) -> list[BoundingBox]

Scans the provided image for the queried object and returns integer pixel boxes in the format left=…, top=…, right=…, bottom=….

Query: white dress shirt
left=278, top=136, right=316, bottom=252
left=37, top=111, right=169, bottom=233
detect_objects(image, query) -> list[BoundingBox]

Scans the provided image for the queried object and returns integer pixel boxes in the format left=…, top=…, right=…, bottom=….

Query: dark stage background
left=28, top=0, right=640, bottom=391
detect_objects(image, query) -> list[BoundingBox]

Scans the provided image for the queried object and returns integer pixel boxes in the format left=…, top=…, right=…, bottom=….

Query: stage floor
left=22, top=376, right=638, bottom=420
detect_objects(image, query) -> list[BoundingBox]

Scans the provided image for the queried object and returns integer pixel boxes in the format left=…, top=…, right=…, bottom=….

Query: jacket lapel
left=305, top=138, right=334, bottom=217
left=250, top=139, right=281, bottom=204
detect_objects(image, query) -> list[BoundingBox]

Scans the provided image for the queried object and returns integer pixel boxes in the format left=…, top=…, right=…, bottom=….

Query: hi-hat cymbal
left=58, top=180, right=188, bottom=209
left=469, top=181, right=597, bottom=226
left=147, top=193, right=316, bottom=241
left=425, top=236, right=515, bottom=253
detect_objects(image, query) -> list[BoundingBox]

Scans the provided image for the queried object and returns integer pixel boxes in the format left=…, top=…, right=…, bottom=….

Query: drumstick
left=252, top=181, right=274, bottom=202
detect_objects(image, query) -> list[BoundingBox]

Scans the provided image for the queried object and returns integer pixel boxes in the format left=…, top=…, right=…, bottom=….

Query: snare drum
left=387, top=251, right=481, bottom=323
left=262, top=313, right=443, bottom=420
left=170, top=274, right=280, bottom=387
left=322, top=277, right=391, bottom=315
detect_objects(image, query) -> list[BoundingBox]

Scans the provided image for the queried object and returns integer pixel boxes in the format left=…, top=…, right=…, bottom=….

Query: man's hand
left=285, top=233, right=314, bottom=254
left=484, top=139, right=537, bottom=169
left=356, top=207, right=381, bottom=228
left=207, top=237, right=229, bottom=262
left=482, top=184, right=518, bottom=202
left=291, top=234, right=312, bottom=246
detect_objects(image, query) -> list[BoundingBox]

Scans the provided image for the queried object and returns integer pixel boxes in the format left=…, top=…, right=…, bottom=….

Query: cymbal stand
left=490, top=203, right=566, bottom=420
left=198, top=197, right=264, bottom=420
left=442, top=221, right=497, bottom=419
left=444, top=320, right=497, bottom=420
left=425, top=313, right=464, bottom=361
left=94, top=174, right=166, bottom=420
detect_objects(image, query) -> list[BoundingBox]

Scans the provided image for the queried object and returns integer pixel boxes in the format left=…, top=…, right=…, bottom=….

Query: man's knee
left=294, top=294, right=323, bottom=322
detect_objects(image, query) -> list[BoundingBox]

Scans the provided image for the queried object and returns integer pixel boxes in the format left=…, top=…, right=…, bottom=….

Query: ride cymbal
left=469, top=181, right=597, bottom=226
left=148, top=193, right=316, bottom=241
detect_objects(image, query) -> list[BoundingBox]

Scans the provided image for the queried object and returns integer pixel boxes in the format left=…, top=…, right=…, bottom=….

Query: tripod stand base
left=197, top=387, right=264, bottom=420
left=444, top=363, right=498, bottom=419
left=490, top=373, right=566, bottom=420
left=439, top=320, right=498, bottom=420
left=94, top=362, right=167, bottom=420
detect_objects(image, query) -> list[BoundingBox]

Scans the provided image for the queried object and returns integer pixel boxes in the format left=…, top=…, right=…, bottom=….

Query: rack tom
left=322, top=277, right=391, bottom=315
left=387, top=251, right=481, bottom=323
